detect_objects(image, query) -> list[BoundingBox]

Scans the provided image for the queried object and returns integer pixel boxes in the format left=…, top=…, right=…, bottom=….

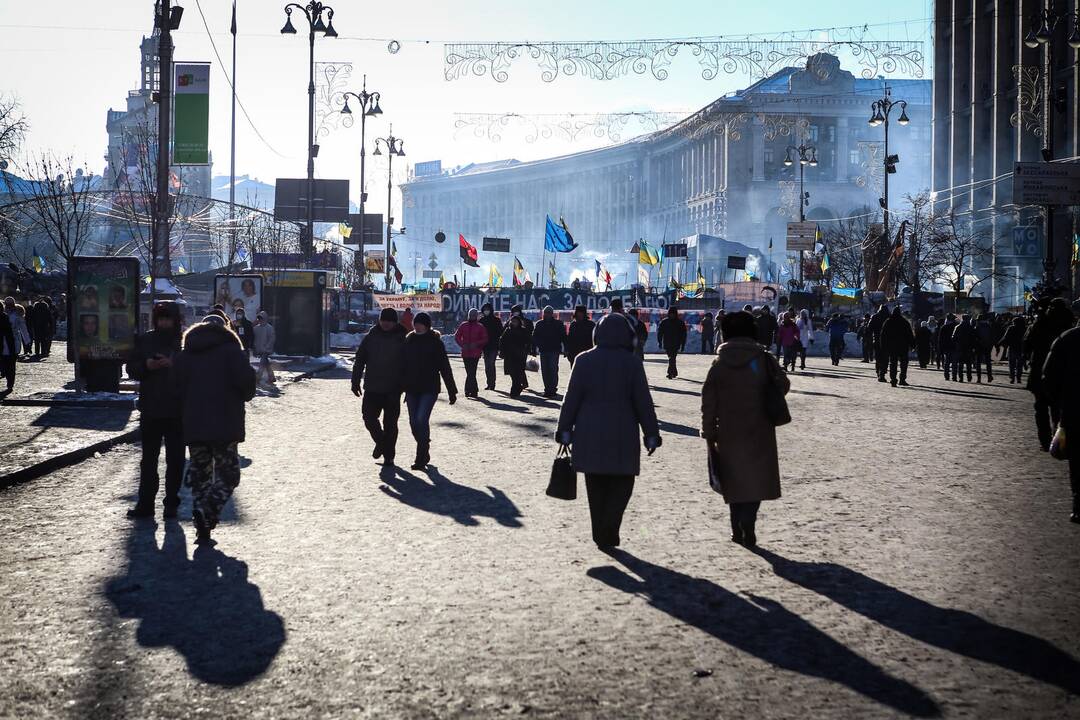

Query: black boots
left=411, top=441, right=430, bottom=471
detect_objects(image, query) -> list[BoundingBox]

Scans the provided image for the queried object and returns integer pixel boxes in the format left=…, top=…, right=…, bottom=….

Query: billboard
left=70, top=256, right=141, bottom=361
left=273, top=178, right=350, bottom=222
left=173, top=63, right=210, bottom=165
left=213, top=274, right=263, bottom=319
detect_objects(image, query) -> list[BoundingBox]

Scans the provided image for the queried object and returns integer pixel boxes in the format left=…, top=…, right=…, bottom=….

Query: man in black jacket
left=700, top=312, right=715, bottom=354
left=126, top=301, right=185, bottom=518
left=1026, top=298, right=1076, bottom=450
left=627, top=308, right=649, bottom=359
left=657, top=306, right=687, bottom=379
left=509, top=303, right=535, bottom=388
left=479, top=302, right=503, bottom=391
left=352, top=308, right=408, bottom=465
left=232, top=307, right=255, bottom=360
left=533, top=305, right=567, bottom=397
left=173, top=315, right=257, bottom=545
left=952, top=315, right=976, bottom=383
left=564, top=305, right=595, bottom=366
left=31, top=297, right=55, bottom=357
left=880, top=307, right=915, bottom=387
left=1042, top=318, right=1080, bottom=522
left=867, top=304, right=890, bottom=381
left=755, top=306, right=778, bottom=357
left=0, top=308, right=16, bottom=396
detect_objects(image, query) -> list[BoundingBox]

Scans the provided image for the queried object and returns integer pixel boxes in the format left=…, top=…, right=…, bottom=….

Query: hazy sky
left=1, top=0, right=931, bottom=220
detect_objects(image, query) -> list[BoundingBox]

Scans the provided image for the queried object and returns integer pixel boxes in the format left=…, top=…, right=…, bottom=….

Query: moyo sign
left=441, top=288, right=676, bottom=315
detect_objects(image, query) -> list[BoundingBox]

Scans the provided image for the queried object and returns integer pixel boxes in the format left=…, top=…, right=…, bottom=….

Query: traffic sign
left=1009, top=225, right=1042, bottom=257
left=786, top=221, right=817, bottom=252
left=428, top=259, right=438, bottom=270
left=422, top=270, right=442, bottom=279
left=1013, top=162, right=1080, bottom=206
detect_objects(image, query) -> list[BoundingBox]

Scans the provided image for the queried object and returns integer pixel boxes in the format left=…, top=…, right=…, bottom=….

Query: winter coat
left=0, top=311, right=16, bottom=357
left=233, top=317, right=255, bottom=350
left=499, top=324, right=531, bottom=375
left=253, top=322, right=275, bottom=355
left=974, top=319, right=994, bottom=350
left=565, top=318, right=595, bottom=360
left=352, top=323, right=407, bottom=394
left=701, top=337, right=789, bottom=503
left=556, top=314, right=660, bottom=476
left=999, top=323, right=1025, bottom=351
left=454, top=320, right=489, bottom=359
left=173, top=321, right=257, bottom=445
left=755, top=312, right=778, bottom=346
left=938, top=320, right=957, bottom=351
left=881, top=312, right=915, bottom=353
left=776, top=321, right=799, bottom=348
left=915, top=325, right=933, bottom=355
left=30, top=301, right=54, bottom=337
left=825, top=317, right=849, bottom=341
left=1043, top=326, right=1080, bottom=431
left=8, top=311, right=29, bottom=348
left=657, top=316, right=687, bottom=352
left=633, top=318, right=649, bottom=352
left=532, top=317, right=566, bottom=354
left=1025, top=305, right=1076, bottom=395
left=701, top=314, right=714, bottom=336
left=126, top=328, right=183, bottom=419
left=796, top=316, right=814, bottom=347
left=402, top=330, right=458, bottom=396
left=952, top=320, right=975, bottom=352
left=867, top=309, right=889, bottom=343
left=479, top=309, right=503, bottom=353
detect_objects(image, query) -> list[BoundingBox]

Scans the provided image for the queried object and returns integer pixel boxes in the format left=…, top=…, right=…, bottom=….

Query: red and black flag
left=459, top=234, right=479, bottom=267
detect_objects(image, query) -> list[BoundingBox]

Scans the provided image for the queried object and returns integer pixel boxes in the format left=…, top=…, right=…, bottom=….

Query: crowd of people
left=1, top=294, right=60, bottom=395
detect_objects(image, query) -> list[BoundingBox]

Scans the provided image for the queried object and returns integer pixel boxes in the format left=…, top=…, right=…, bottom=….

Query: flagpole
left=227, top=0, right=238, bottom=283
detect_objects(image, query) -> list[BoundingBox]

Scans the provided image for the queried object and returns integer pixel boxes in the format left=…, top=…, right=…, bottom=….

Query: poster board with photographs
left=70, top=256, right=141, bottom=361
left=213, top=274, right=264, bottom=321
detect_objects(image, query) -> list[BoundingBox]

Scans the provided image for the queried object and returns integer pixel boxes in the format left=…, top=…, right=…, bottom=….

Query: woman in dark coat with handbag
left=499, top=315, right=531, bottom=397
left=701, top=310, right=790, bottom=548
left=556, top=313, right=662, bottom=549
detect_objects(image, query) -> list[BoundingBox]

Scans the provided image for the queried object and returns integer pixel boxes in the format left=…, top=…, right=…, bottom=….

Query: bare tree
left=7, top=152, right=97, bottom=271
left=0, top=95, right=28, bottom=165
left=821, top=207, right=873, bottom=289
left=893, top=192, right=941, bottom=293
left=925, top=211, right=999, bottom=296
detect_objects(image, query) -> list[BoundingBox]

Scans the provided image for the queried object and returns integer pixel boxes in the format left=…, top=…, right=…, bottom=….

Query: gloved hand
left=351, top=384, right=362, bottom=398
left=644, top=435, right=662, bottom=456
left=556, top=430, right=572, bottom=447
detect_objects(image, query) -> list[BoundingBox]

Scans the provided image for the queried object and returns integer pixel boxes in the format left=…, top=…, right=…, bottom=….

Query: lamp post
left=373, top=126, right=405, bottom=290
left=152, top=0, right=183, bottom=310
left=868, top=83, right=909, bottom=254
left=1024, top=5, right=1080, bottom=293
left=340, top=76, right=382, bottom=280
left=281, top=1, right=338, bottom=258
left=784, top=143, right=818, bottom=287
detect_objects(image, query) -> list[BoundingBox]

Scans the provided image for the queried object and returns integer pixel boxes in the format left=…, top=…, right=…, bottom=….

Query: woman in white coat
left=795, top=309, right=814, bottom=370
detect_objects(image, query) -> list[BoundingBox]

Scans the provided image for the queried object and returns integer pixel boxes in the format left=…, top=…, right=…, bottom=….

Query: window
left=808, top=124, right=820, bottom=142
left=849, top=149, right=861, bottom=166
left=764, top=147, right=774, bottom=164
left=827, top=125, right=836, bottom=142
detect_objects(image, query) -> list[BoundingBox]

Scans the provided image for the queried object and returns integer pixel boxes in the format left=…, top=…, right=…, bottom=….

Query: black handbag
left=546, top=446, right=577, bottom=500
left=763, top=355, right=792, bottom=427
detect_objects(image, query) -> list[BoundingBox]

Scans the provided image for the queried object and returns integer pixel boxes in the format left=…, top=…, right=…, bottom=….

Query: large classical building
left=402, top=53, right=931, bottom=286
left=933, top=0, right=1079, bottom=306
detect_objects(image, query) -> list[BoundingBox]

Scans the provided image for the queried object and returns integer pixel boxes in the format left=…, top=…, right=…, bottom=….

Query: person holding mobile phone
left=125, top=301, right=185, bottom=519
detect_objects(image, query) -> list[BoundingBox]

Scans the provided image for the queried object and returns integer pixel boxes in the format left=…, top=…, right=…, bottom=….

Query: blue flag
left=544, top=215, right=577, bottom=253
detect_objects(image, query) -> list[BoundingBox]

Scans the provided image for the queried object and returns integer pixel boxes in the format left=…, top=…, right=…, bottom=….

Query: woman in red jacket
left=454, top=308, right=489, bottom=398
left=776, top=312, right=800, bottom=372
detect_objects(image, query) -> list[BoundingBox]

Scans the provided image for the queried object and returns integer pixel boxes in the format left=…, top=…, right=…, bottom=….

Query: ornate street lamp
left=282, top=2, right=338, bottom=257
left=340, top=76, right=382, bottom=266
left=784, top=144, right=817, bottom=286
left=868, top=84, right=909, bottom=250
left=373, top=126, right=405, bottom=290
left=1023, top=5, right=1080, bottom=293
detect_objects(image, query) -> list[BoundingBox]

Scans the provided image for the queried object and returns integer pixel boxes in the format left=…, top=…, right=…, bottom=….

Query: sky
left=1, top=0, right=932, bottom=251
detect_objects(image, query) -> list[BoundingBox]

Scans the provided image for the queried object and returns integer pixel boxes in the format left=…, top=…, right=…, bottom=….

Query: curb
left=0, top=427, right=142, bottom=491
left=1, top=398, right=137, bottom=408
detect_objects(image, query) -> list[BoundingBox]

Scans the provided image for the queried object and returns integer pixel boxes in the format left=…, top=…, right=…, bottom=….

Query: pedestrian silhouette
left=105, top=521, right=285, bottom=686
left=587, top=549, right=941, bottom=717
left=379, top=465, right=523, bottom=528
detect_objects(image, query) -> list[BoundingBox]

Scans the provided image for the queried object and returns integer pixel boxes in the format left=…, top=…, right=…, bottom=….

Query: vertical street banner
left=173, top=63, right=210, bottom=164
left=70, top=256, right=141, bottom=361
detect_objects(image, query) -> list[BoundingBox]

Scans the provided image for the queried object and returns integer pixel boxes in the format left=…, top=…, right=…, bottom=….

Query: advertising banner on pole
left=70, top=256, right=141, bottom=361
left=173, top=63, right=210, bottom=165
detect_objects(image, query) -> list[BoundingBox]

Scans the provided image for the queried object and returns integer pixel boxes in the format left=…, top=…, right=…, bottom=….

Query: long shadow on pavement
left=474, top=395, right=530, bottom=414
left=30, top=405, right=132, bottom=431
left=105, top=520, right=285, bottom=686
left=753, top=548, right=1080, bottom=696
left=649, top=384, right=700, bottom=397
left=657, top=419, right=700, bottom=437
left=587, top=549, right=941, bottom=718
left=904, top=385, right=1012, bottom=402
left=379, top=464, right=524, bottom=528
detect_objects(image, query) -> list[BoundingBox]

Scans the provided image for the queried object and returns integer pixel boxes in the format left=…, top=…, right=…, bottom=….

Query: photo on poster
left=214, top=275, right=263, bottom=320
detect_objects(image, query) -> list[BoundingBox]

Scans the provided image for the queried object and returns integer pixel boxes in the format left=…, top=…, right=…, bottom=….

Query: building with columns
left=932, top=0, right=1079, bottom=307
left=402, top=53, right=930, bottom=286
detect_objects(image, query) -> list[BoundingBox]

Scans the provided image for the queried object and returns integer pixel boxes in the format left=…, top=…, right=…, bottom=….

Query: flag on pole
left=31, top=247, right=45, bottom=273
left=513, top=257, right=526, bottom=286
left=338, top=222, right=351, bottom=238
left=697, top=265, right=706, bottom=289
left=637, top=264, right=649, bottom=287
left=544, top=215, right=578, bottom=253
left=489, top=264, right=503, bottom=288
left=548, top=261, right=557, bottom=284
left=439, top=272, right=446, bottom=291
left=820, top=251, right=830, bottom=274
left=459, top=234, right=479, bottom=267
left=392, top=240, right=398, bottom=257
left=230, top=0, right=237, bottom=35
left=638, top=238, right=662, bottom=266
left=236, top=247, right=248, bottom=262
left=594, top=260, right=612, bottom=290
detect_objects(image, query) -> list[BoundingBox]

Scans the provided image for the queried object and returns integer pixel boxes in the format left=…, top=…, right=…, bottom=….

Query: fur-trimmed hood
left=182, top=320, right=241, bottom=353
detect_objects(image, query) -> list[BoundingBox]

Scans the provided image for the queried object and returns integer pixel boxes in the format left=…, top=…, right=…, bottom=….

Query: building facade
left=402, top=53, right=931, bottom=287
left=932, top=0, right=1079, bottom=307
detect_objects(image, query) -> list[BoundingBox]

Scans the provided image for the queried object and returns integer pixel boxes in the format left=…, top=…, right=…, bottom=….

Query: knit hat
left=413, top=312, right=432, bottom=328
left=379, top=307, right=398, bottom=323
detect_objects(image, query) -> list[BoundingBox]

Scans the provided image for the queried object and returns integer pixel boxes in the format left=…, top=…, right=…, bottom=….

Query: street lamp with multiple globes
left=784, top=144, right=817, bottom=286
left=868, top=84, right=909, bottom=251
left=1023, top=6, right=1080, bottom=292
left=281, top=2, right=338, bottom=257
left=373, top=126, right=405, bottom=290
left=340, top=76, right=383, bottom=257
